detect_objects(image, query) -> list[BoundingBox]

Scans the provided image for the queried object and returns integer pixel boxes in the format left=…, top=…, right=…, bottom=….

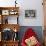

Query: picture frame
left=2, top=10, right=9, bottom=15
left=25, top=10, right=36, bottom=18
left=9, top=10, right=18, bottom=15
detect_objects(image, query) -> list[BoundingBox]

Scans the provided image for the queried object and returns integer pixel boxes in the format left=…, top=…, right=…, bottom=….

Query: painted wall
left=18, top=0, right=44, bottom=26
left=0, top=0, right=44, bottom=26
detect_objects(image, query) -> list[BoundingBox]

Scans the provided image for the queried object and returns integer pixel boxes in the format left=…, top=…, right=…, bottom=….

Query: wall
left=0, top=0, right=44, bottom=26
left=18, top=0, right=44, bottom=26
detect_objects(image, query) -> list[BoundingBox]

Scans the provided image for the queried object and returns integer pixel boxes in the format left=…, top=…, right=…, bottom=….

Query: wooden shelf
left=0, top=7, right=19, bottom=10
left=0, top=24, right=20, bottom=32
left=0, top=40, right=19, bottom=46
left=0, top=7, right=19, bottom=24
left=0, top=7, right=20, bottom=46
left=2, top=40, right=19, bottom=42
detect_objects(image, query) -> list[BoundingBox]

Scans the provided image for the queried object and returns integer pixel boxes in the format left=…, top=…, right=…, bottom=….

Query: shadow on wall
left=18, top=26, right=44, bottom=44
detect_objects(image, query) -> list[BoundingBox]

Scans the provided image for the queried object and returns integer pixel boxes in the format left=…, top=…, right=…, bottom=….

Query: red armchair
left=21, top=28, right=41, bottom=46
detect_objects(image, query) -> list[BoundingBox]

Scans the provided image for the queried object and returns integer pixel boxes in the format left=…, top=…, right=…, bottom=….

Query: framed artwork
left=25, top=10, right=36, bottom=18
left=9, top=9, right=18, bottom=15
left=2, top=10, right=9, bottom=15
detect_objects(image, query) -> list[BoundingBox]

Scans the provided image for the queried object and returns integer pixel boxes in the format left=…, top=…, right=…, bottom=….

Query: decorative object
left=15, top=0, right=17, bottom=7
left=2, top=10, right=9, bottom=15
left=13, top=32, right=18, bottom=41
left=13, top=28, right=18, bottom=41
left=9, top=10, right=18, bottom=15
left=25, top=10, right=36, bottom=18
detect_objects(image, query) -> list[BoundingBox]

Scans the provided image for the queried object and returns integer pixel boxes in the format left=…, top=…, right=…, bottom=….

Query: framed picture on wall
left=25, top=10, right=36, bottom=18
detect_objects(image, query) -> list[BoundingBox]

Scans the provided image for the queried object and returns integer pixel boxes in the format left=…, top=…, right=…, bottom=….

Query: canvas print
left=25, top=10, right=36, bottom=18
